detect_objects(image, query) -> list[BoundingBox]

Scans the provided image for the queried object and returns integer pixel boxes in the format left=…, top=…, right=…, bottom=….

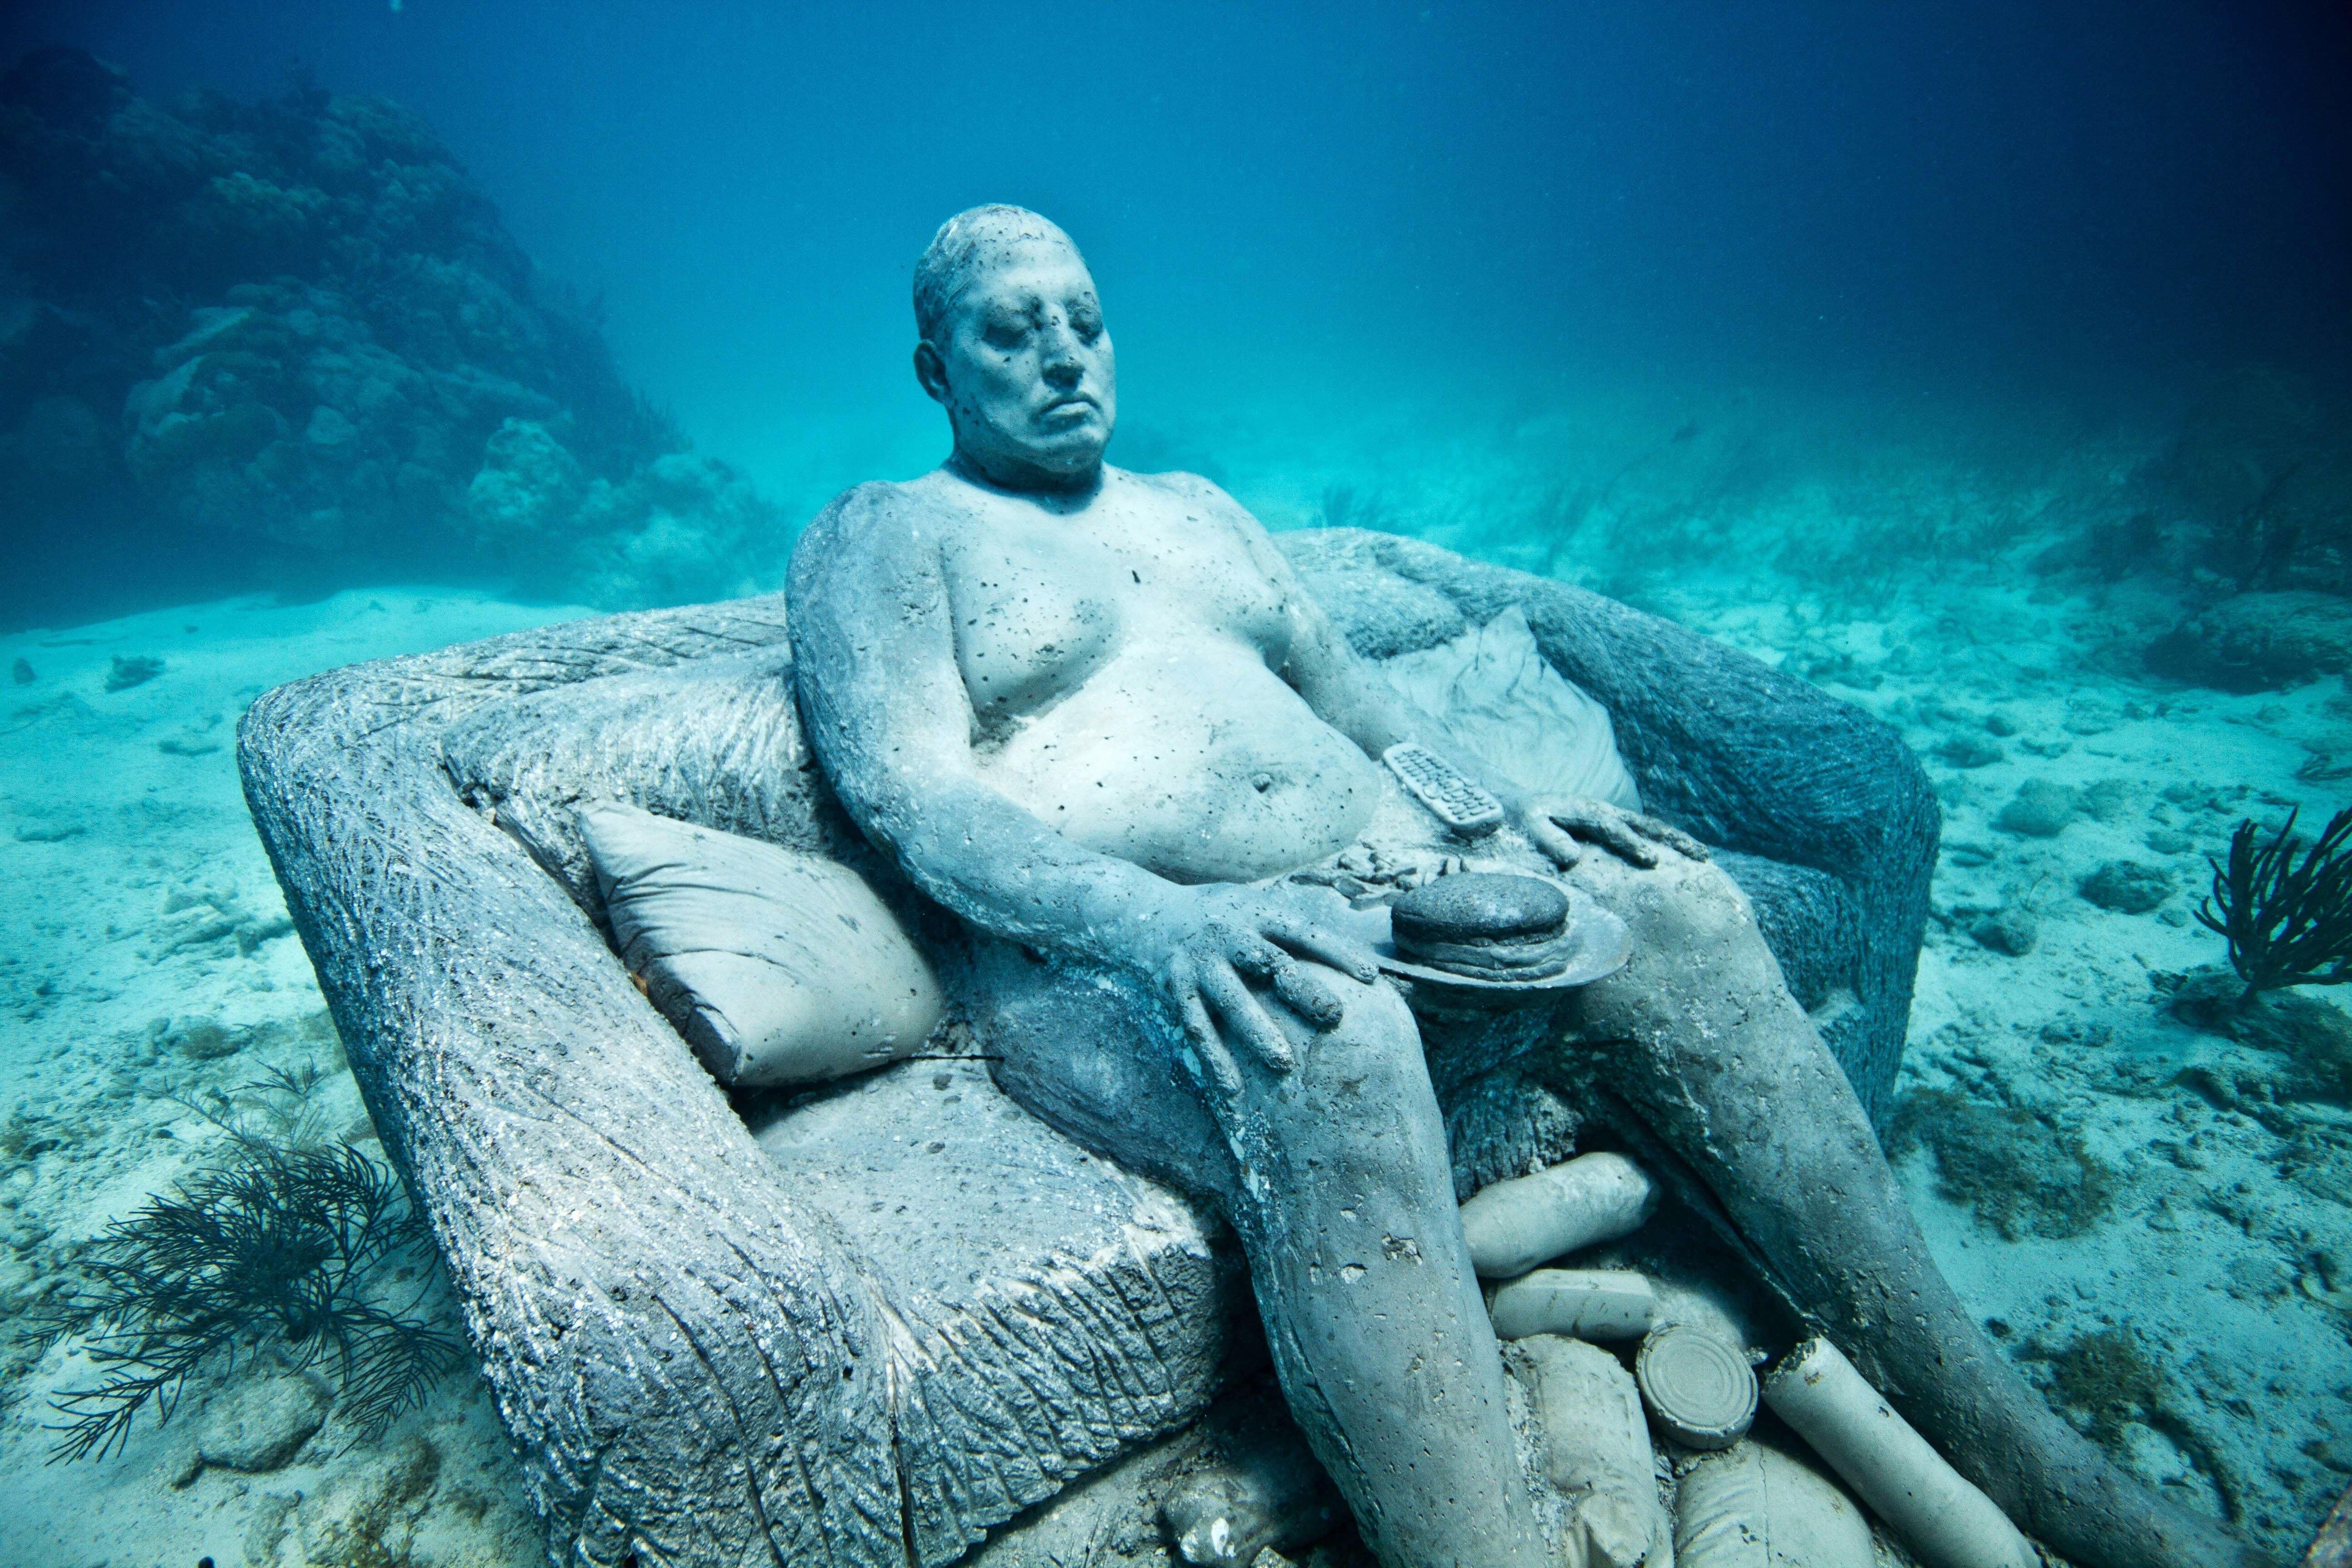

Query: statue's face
left=918, top=240, right=1116, bottom=490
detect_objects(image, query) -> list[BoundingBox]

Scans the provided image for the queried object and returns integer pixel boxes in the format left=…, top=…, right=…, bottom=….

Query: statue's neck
left=947, top=446, right=1103, bottom=500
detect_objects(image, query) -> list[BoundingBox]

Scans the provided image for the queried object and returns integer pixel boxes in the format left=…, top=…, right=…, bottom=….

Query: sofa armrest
left=241, top=593, right=1238, bottom=1566
left=237, top=600, right=926, bottom=1566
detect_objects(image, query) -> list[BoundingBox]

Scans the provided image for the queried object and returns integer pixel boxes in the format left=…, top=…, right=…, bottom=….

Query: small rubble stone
left=2039, top=1017, right=2115, bottom=1049
left=103, top=654, right=163, bottom=692
left=169, top=1372, right=333, bottom=1486
left=2079, top=778, right=2135, bottom=822
left=1970, top=907, right=2038, bottom=956
left=1994, top=779, right=2077, bottom=837
left=2078, top=860, right=2172, bottom=914
left=1934, top=734, right=2004, bottom=769
left=2064, top=696, right=2122, bottom=735
left=171, top=1019, right=244, bottom=1059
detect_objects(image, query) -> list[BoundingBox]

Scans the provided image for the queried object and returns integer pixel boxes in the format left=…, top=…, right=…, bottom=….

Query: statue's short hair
left=913, top=205, right=1083, bottom=345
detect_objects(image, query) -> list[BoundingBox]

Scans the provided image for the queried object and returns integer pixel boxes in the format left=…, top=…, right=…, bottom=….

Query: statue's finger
left=1200, top=960, right=1297, bottom=1074
left=1634, top=814, right=1710, bottom=861
left=1177, top=991, right=1245, bottom=1102
left=1271, top=960, right=1345, bottom=1032
left=1227, top=936, right=1284, bottom=982
left=1599, top=821, right=1660, bottom=868
left=1526, top=816, right=1585, bottom=868
left=1262, top=914, right=1379, bottom=985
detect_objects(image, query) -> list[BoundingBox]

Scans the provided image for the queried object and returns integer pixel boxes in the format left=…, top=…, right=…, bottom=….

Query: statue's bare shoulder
left=1126, top=466, right=1232, bottom=506
left=789, top=477, right=956, bottom=609
left=1126, top=466, right=1276, bottom=544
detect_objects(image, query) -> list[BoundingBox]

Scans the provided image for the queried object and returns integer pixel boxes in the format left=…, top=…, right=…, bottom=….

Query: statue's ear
left=913, top=340, right=950, bottom=404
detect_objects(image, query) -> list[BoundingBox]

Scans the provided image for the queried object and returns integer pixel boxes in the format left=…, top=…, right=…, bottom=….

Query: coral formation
left=2155, top=367, right=2352, bottom=595
left=37, top=1066, right=461, bottom=1461
left=2196, top=808, right=2352, bottom=999
left=2031, top=1326, right=2167, bottom=1449
left=2037, top=366, right=2352, bottom=607
left=2168, top=966, right=2352, bottom=1106
left=0, top=46, right=782, bottom=612
left=2148, top=592, right=2352, bottom=693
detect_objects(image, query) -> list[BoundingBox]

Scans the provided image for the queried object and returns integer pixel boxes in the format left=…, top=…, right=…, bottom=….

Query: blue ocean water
left=4, top=0, right=2346, bottom=620
left=0, top=3, right=2349, bottom=1565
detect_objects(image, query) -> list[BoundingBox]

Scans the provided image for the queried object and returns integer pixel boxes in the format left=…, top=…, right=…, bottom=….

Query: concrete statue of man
left=782, top=206, right=2260, bottom=1568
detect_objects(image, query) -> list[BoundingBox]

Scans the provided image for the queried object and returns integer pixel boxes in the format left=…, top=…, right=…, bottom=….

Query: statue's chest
left=942, top=510, right=1289, bottom=725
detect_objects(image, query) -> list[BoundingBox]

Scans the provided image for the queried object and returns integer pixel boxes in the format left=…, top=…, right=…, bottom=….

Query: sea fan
left=42, top=1135, right=464, bottom=1462
left=2196, top=806, right=2352, bottom=1000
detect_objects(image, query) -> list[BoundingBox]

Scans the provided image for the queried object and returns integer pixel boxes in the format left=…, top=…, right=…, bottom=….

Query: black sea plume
left=2197, top=806, right=2352, bottom=1001
left=39, top=1069, right=463, bottom=1462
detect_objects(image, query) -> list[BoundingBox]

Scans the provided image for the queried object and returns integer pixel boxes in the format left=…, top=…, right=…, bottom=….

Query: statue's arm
left=786, top=485, right=1187, bottom=970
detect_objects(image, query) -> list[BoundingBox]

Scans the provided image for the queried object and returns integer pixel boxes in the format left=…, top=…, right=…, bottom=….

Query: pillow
left=1379, top=604, right=1642, bottom=811
left=578, top=803, right=944, bottom=1088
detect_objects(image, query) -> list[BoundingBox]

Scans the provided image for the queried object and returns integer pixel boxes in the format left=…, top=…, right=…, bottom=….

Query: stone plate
left=1338, top=881, right=1632, bottom=1002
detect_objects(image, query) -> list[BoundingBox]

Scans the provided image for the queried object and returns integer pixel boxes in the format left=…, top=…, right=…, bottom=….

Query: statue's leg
left=1558, top=848, right=2271, bottom=1568
left=970, top=938, right=1551, bottom=1568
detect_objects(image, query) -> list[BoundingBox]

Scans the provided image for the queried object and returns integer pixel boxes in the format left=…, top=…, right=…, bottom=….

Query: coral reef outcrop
left=0, top=46, right=781, bottom=617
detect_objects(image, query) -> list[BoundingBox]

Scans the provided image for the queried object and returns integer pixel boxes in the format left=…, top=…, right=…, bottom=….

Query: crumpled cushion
left=1380, top=604, right=1642, bottom=811
left=579, top=802, right=945, bottom=1086
left=1672, top=1440, right=1876, bottom=1568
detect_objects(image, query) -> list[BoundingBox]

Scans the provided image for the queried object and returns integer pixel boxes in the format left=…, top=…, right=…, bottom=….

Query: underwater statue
left=784, top=206, right=2261, bottom=1568
left=236, top=206, right=2265, bottom=1568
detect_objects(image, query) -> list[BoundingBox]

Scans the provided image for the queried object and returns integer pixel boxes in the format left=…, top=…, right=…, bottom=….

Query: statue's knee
left=1288, top=966, right=1422, bottom=1097
left=1620, top=857, right=1762, bottom=962
left=1338, top=964, right=1416, bottom=1046
left=1241, top=969, right=1454, bottom=1201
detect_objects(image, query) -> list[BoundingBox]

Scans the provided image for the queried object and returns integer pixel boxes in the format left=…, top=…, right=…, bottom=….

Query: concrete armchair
left=238, top=529, right=1935, bottom=1568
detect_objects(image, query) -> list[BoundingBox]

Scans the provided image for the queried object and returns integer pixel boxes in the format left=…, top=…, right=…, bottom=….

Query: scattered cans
left=1763, top=1337, right=2035, bottom=1568
left=1459, top=1152, right=1660, bottom=1279
left=1488, top=1268, right=1657, bottom=1341
left=1635, top=1324, right=1757, bottom=1450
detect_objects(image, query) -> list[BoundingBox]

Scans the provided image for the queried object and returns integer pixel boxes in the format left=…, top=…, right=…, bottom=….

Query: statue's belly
left=977, top=641, right=1383, bottom=885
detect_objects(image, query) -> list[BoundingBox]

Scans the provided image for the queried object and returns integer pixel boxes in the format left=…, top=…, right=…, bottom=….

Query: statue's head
left=914, top=206, right=1116, bottom=492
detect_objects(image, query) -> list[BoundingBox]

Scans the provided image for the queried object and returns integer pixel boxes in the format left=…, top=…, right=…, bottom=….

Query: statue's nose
left=1037, top=317, right=1087, bottom=376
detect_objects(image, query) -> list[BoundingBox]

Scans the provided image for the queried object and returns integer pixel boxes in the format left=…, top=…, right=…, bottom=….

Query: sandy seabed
left=0, top=462, right=2346, bottom=1565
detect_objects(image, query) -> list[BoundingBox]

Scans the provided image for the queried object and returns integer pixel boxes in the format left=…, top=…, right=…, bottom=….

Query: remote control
left=1383, top=742, right=1505, bottom=838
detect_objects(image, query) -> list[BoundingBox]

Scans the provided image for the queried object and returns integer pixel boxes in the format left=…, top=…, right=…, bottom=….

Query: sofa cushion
left=581, top=802, right=945, bottom=1087
left=1379, top=604, right=1641, bottom=811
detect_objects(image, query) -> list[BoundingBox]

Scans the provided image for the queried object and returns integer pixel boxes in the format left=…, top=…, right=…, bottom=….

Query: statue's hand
left=1520, top=794, right=1710, bottom=870
left=1147, top=885, right=1381, bottom=1099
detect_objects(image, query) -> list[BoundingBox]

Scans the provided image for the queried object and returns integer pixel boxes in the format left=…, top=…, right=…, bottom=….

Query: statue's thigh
left=962, top=934, right=1242, bottom=1211
left=1556, top=847, right=1788, bottom=1054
